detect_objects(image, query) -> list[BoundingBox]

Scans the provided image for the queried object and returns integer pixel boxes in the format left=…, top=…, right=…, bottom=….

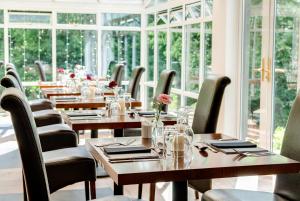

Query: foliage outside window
left=170, top=26, right=182, bottom=89
left=147, top=14, right=155, bottom=26
left=9, top=12, right=51, bottom=24
left=102, top=13, right=141, bottom=27
left=0, top=10, right=3, bottom=24
left=146, top=87, right=154, bottom=110
left=204, top=22, right=212, bottom=76
left=185, top=24, right=200, bottom=92
left=157, top=10, right=168, bottom=25
left=170, top=7, right=183, bottom=24
left=157, top=31, right=167, bottom=76
left=57, top=13, right=96, bottom=25
left=56, top=29, right=97, bottom=75
left=147, top=31, right=154, bottom=81
left=9, top=29, right=52, bottom=81
left=0, top=29, right=4, bottom=80
left=102, top=31, right=141, bottom=79
left=170, top=93, right=181, bottom=110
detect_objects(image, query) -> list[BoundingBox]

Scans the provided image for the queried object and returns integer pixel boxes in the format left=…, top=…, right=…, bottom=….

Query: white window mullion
left=52, top=11, right=57, bottom=82
left=4, top=9, right=9, bottom=63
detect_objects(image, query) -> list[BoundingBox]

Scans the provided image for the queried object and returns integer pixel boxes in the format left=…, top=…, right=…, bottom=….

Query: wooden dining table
left=51, top=96, right=142, bottom=109
left=86, top=134, right=300, bottom=201
left=41, top=88, right=81, bottom=99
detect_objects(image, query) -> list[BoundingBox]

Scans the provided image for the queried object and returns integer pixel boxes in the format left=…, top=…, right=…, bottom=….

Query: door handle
left=261, top=58, right=265, bottom=81
left=265, top=57, right=271, bottom=82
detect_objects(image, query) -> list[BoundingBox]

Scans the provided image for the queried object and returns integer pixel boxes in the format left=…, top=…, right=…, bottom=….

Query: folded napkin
left=103, top=146, right=151, bottom=155
left=138, top=111, right=167, bottom=116
left=108, top=152, right=159, bottom=162
left=209, top=140, right=257, bottom=149
left=55, top=97, right=78, bottom=102
left=66, top=111, right=99, bottom=117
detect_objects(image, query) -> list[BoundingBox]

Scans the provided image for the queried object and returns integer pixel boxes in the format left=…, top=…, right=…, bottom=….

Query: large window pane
left=158, top=30, right=167, bottom=76
left=57, top=13, right=96, bottom=25
left=170, top=93, right=181, bottom=111
left=102, top=31, right=141, bottom=79
left=146, top=87, right=154, bottom=110
left=9, top=29, right=52, bottom=81
left=147, top=31, right=154, bottom=81
left=157, top=10, right=168, bottom=25
left=186, top=2, right=201, bottom=20
left=102, top=13, right=141, bottom=27
left=204, top=22, right=212, bottom=76
left=56, top=30, right=97, bottom=75
left=185, top=24, right=200, bottom=92
left=0, top=10, right=3, bottom=24
left=205, top=0, right=213, bottom=17
left=9, top=12, right=51, bottom=24
left=170, top=7, right=183, bottom=24
left=170, top=26, right=182, bottom=89
left=147, top=14, right=155, bottom=26
left=0, top=29, right=4, bottom=79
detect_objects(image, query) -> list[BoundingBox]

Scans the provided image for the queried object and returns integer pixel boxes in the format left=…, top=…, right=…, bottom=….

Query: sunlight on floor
left=0, top=141, right=18, bottom=156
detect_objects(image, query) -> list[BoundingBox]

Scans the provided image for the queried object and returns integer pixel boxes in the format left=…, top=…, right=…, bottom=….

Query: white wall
left=212, top=0, right=242, bottom=137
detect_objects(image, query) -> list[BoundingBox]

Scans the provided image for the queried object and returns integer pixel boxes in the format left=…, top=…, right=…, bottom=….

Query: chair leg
left=138, top=184, right=142, bottom=199
left=149, top=183, right=156, bottom=201
left=194, top=190, right=199, bottom=199
left=90, top=180, right=96, bottom=199
left=22, top=175, right=27, bottom=201
left=85, top=181, right=90, bottom=201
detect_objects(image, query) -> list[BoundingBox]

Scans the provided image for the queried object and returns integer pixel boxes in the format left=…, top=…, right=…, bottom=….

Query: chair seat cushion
left=93, top=196, right=132, bottom=201
left=202, top=189, right=287, bottom=201
left=43, top=146, right=96, bottom=193
left=37, top=124, right=78, bottom=151
left=33, top=109, right=62, bottom=127
left=29, top=99, right=53, bottom=112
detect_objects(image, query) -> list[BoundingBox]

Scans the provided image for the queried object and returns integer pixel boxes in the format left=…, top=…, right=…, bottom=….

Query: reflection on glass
left=147, top=87, right=154, bottom=110
left=9, top=29, right=52, bottom=81
left=205, top=0, right=213, bottom=17
left=158, top=31, right=167, bottom=76
left=204, top=22, right=212, bottom=77
left=147, top=14, right=155, bottom=26
left=273, top=0, right=299, bottom=153
left=57, top=13, right=96, bottom=25
left=9, top=12, right=51, bottom=24
left=56, top=30, right=97, bottom=75
left=102, top=31, right=141, bottom=79
left=157, top=10, right=168, bottom=25
left=170, top=93, right=181, bottom=111
left=170, top=26, right=182, bottom=89
left=170, top=7, right=183, bottom=24
left=147, top=31, right=154, bottom=81
left=185, top=2, right=201, bottom=20
left=102, top=13, right=141, bottom=27
left=185, top=24, right=200, bottom=92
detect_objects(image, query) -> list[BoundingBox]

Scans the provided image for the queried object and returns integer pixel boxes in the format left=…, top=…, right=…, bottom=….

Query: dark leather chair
left=35, top=61, right=47, bottom=82
left=127, top=66, right=145, bottom=100
left=5, top=63, right=16, bottom=71
left=1, top=75, right=62, bottom=127
left=188, top=75, right=231, bottom=198
left=0, top=88, right=108, bottom=201
left=153, top=70, right=176, bottom=112
left=202, top=91, right=300, bottom=201
left=110, top=64, right=125, bottom=87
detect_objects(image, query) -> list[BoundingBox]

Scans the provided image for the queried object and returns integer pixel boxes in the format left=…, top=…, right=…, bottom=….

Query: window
left=9, top=11, right=51, bottom=24
left=157, top=10, right=168, bottom=25
left=56, top=30, right=97, bottom=75
left=0, top=29, right=4, bottom=79
left=102, top=13, right=141, bottom=27
left=186, top=2, right=201, bottom=20
left=204, top=22, right=212, bottom=76
left=146, top=87, right=154, bottom=110
left=185, top=24, right=200, bottom=92
left=0, top=10, right=3, bottom=24
left=170, top=26, right=182, bottom=89
left=9, top=29, right=52, bottom=81
left=170, top=93, right=181, bottom=110
left=57, top=13, right=96, bottom=25
left=147, top=31, right=154, bottom=81
left=147, top=14, right=155, bottom=26
left=102, top=31, right=141, bottom=79
left=170, top=7, right=183, bottom=24
left=157, top=30, right=167, bottom=76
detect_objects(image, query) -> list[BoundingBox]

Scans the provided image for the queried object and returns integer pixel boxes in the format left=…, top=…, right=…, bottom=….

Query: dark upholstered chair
left=188, top=75, right=231, bottom=198
left=202, top=91, right=300, bottom=201
left=110, top=64, right=125, bottom=87
left=153, top=70, right=176, bottom=112
left=1, top=74, right=62, bottom=127
left=127, top=66, right=145, bottom=99
left=0, top=88, right=108, bottom=201
left=35, top=61, right=47, bottom=82
left=5, top=63, right=16, bottom=71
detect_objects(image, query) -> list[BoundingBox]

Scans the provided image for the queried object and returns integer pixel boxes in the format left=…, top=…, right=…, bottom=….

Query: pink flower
left=86, top=74, right=93, bottom=81
left=70, top=73, right=75, bottom=79
left=57, top=68, right=65, bottom=73
left=157, top=94, right=172, bottom=105
left=108, top=81, right=118, bottom=89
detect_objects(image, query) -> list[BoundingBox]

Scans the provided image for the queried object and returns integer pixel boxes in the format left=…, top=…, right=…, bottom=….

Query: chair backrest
left=153, top=70, right=176, bottom=112
left=6, top=69, right=24, bottom=92
left=5, top=63, right=16, bottom=71
left=110, top=64, right=125, bottom=86
left=107, top=60, right=117, bottom=76
left=1, top=74, right=24, bottom=93
left=192, top=75, right=231, bottom=134
left=274, top=92, right=300, bottom=201
left=127, top=67, right=145, bottom=99
left=35, top=61, right=47, bottom=82
left=0, top=88, right=50, bottom=201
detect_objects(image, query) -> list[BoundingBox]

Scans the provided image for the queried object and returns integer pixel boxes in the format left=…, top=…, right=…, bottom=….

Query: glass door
left=243, top=0, right=300, bottom=151
left=243, top=0, right=273, bottom=149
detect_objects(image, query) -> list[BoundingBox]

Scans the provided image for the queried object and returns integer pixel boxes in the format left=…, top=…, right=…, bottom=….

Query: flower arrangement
left=108, top=80, right=118, bottom=89
left=57, top=68, right=65, bottom=74
left=69, top=73, right=76, bottom=79
left=86, top=74, right=93, bottom=81
left=153, top=94, right=172, bottom=121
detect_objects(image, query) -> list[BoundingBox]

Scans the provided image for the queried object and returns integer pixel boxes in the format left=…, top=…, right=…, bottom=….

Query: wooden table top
left=41, top=88, right=81, bottom=99
left=62, top=111, right=177, bottom=131
left=86, top=134, right=300, bottom=186
left=51, top=96, right=142, bottom=109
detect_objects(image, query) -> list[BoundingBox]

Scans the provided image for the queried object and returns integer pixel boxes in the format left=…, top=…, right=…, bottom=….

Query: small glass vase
left=151, top=113, right=164, bottom=150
